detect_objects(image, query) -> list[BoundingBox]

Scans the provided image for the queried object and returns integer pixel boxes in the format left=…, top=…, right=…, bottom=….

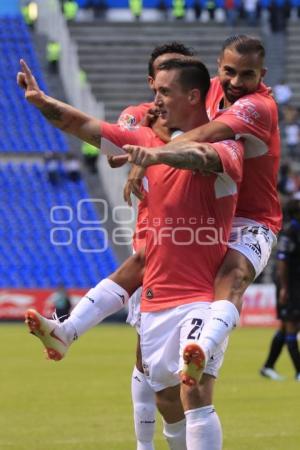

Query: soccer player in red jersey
left=124, top=35, right=282, bottom=383
left=19, top=56, right=244, bottom=449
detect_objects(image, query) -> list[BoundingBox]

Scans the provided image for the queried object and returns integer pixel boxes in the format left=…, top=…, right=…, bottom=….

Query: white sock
left=61, top=279, right=129, bottom=341
left=185, top=405, right=222, bottom=450
left=163, top=418, right=186, bottom=450
left=199, top=300, right=239, bottom=359
left=131, top=366, right=156, bottom=450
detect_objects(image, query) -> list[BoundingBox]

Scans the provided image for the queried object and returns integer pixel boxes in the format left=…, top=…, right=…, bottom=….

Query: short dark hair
left=221, top=35, right=265, bottom=60
left=148, top=42, right=195, bottom=78
left=157, top=58, right=211, bottom=100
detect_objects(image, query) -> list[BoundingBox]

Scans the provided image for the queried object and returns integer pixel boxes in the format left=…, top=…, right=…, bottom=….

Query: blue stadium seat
left=0, top=16, right=68, bottom=153
left=0, top=163, right=117, bottom=288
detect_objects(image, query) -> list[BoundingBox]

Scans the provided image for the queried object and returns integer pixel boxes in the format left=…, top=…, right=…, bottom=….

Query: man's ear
left=261, top=67, right=267, bottom=79
left=148, top=76, right=155, bottom=90
left=188, top=89, right=201, bottom=105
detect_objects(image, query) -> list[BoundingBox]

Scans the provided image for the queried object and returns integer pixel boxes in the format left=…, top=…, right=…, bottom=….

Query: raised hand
left=17, top=59, right=45, bottom=107
left=123, top=165, right=145, bottom=206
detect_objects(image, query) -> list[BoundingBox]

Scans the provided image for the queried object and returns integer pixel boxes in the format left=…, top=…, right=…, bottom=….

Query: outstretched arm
left=17, top=59, right=101, bottom=147
left=124, top=141, right=222, bottom=173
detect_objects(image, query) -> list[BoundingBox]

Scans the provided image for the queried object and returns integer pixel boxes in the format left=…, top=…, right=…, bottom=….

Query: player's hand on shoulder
left=139, top=107, right=159, bottom=127
left=17, top=59, right=44, bottom=107
left=123, top=165, right=145, bottom=206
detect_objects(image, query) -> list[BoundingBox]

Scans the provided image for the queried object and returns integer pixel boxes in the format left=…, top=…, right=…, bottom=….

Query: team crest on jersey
left=118, top=114, right=139, bottom=130
left=146, top=288, right=154, bottom=299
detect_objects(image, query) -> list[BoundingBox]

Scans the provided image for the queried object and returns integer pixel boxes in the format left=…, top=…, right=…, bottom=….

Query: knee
left=216, top=265, right=252, bottom=288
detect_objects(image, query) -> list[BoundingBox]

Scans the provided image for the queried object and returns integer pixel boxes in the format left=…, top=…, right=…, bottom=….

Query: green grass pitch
left=0, top=324, right=299, bottom=449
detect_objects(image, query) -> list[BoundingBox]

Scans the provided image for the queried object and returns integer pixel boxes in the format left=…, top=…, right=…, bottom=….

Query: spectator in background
left=129, top=0, right=142, bottom=20
left=81, top=141, right=99, bottom=173
left=193, top=0, right=202, bottom=19
left=243, top=0, right=258, bottom=25
left=224, top=0, right=239, bottom=26
left=89, top=0, right=108, bottom=19
left=46, top=40, right=61, bottom=74
left=278, top=163, right=297, bottom=196
left=269, top=0, right=289, bottom=33
left=157, top=0, right=169, bottom=20
left=260, top=198, right=300, bottom=382
left=52, top=285, right=72, bottom=322
left=21, top=1, right=38, bottom=30
left=172, top=0, right=186, bottom=19
left=63, top=0, right=79, bottom=21
left=63, top=152, right=81, bottom=182
left=284, top=115, right=300, bottom=159
left=274, top=79, right=293, bottom=107
left=44, top=152, right=60, bottom=184
left=206, top=0, right=216, bottom=20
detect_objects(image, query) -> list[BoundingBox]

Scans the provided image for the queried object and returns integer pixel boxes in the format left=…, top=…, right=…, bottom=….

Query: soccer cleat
left=260, top=367, right=285, bottom=381
left=181, top=343, right=206, bottom=386
left=25, top=309, right=69, bottom=361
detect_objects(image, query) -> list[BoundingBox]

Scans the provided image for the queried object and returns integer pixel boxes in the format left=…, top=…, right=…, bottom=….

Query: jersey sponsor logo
left=232, top=98, right=260, bottom=125
left=118, top=114, right=139, bottom=130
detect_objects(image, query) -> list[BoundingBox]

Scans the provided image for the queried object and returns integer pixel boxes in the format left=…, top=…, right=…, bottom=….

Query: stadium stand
left=0, top=162, right=117, bottom=288
left=0, top=13, right=118, bottom=291
left=0, top=16, right=68, bottom=153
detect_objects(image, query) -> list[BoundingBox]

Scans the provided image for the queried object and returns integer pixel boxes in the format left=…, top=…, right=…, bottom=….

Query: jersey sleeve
left=117, top=106, right=141, bottom=129
left=214, top=95, right=272, bottom=142
left=210, top=139, right=244, bottom=183
left=100, top=121, right=151, bottom=148
left=117, top=103, right=154, bottom=129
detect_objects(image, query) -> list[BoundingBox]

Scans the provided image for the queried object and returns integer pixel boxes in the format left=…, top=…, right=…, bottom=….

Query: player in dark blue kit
left=261, top=198, right=300, bottom=381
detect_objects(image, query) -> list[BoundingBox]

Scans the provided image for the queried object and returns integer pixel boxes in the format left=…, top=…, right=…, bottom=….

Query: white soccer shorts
left=126, top=286, right=142, bottom=331
left=140, top=302, right=228, bottom=392
left=228, top=217, right=277, bottom=278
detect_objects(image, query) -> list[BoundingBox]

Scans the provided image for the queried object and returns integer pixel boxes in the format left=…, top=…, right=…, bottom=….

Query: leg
left=156, top=385, right=187, bottom=450
left=260, top=323, right=286, bottom=380
left=285, top=321, right=300, bottom=378
left=181, top=375, right=222, bottom=450
left=214, top=248, right=255, bottom=312
left=132, top=334, right=156, bottom=450
left=195, top=249, right=254, bottom=364
left=25, top=250, right=145, bottom=360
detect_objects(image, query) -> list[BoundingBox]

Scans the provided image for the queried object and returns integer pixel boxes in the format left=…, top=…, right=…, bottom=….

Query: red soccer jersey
left=141, top=139, right=244, bottom=312
left=206, top=77, right=282, bottom=234
left=100, top=121, right=163, bottom=251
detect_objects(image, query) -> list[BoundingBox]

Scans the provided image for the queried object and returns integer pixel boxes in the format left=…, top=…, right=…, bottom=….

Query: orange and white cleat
left=25, top=309, right=69, bottom=361
left=181, top=343, right=206, bottom=386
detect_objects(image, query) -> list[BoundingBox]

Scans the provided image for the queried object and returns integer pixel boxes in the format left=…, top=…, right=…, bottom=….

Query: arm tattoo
left=40, top=104, right=63, bottom=122
left=91, top=135, right=101, bottom=147
left=159, top=150, right=207, bottom=170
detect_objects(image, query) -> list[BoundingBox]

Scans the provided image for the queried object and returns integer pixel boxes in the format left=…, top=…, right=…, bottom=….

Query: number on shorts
left=187, top=318, right=203, bottom=340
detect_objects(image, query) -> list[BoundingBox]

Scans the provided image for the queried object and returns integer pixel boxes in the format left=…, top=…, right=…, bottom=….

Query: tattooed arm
left=124, top=141, right=222, bottom=173
left=17, top=59, right=101, bottom=147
